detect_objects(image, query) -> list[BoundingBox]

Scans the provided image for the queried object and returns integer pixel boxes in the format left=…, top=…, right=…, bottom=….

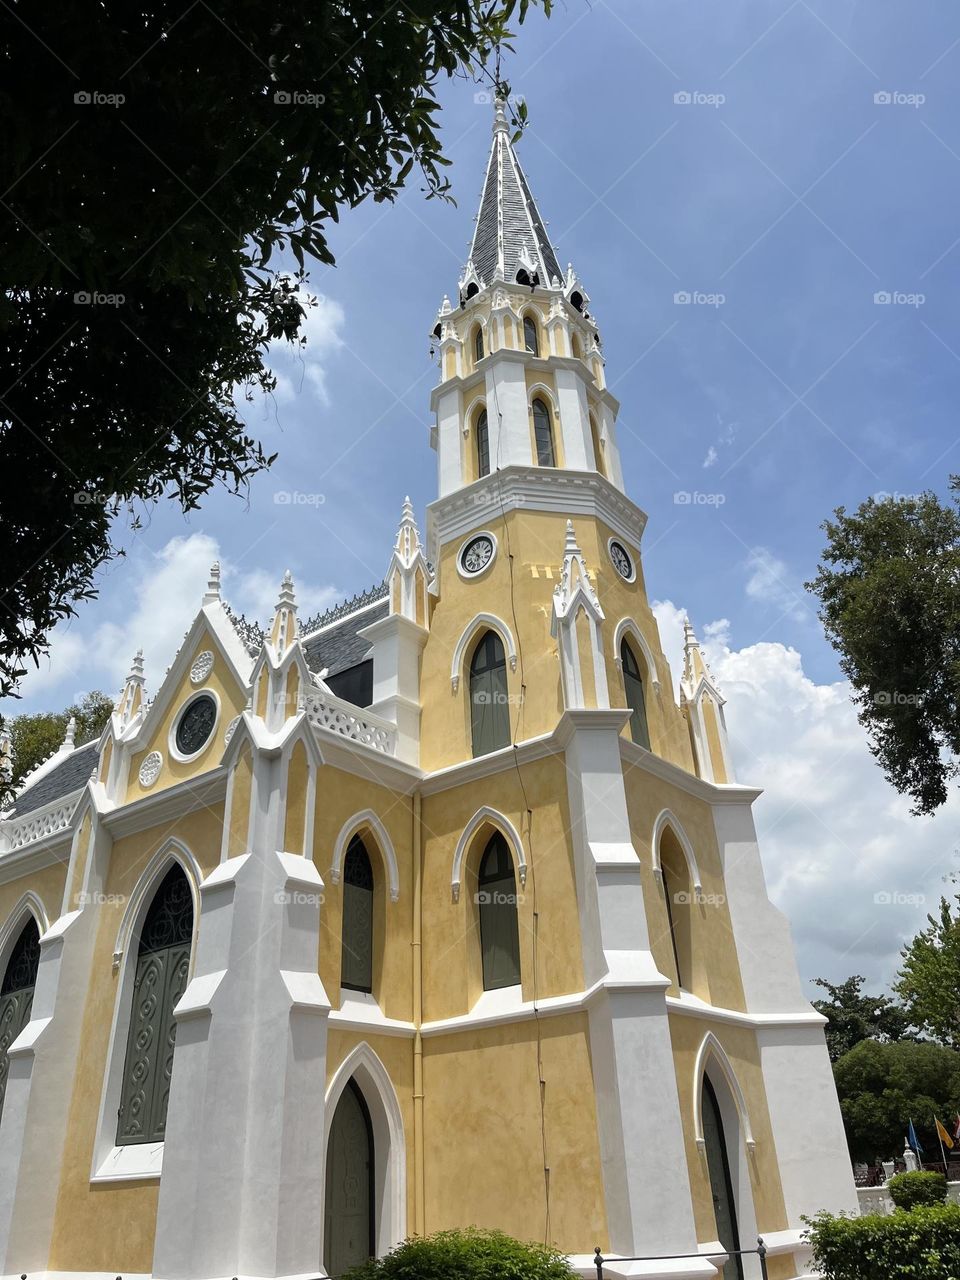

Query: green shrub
left=806, top=1204, right=960, bottom=1280
left=889, top=1170, right=948, bottom=1210
left=341, top=1229, right=576, bottom=1280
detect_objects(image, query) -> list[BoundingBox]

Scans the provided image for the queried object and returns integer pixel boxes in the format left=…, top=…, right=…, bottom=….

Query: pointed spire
left=387, top=496, right=430, bottom=625
left=680, top=617, right=733, bottom=784
left=682, top=617, right=711, bottom=690
left=117, top=649, right=146, bottom=728
left=63, top=715, right=76, bottom=749
left=269, top=569, right=298, bottom=655
left=203, top=560, right=221, bottom=604
left=462, top=95, right=563, bottom=292
left=552, top=520, right=607, bottom=709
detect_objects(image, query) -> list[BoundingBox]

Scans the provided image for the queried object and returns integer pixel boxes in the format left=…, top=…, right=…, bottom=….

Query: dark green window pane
left=523, top=316, right=540, bottom=356
left=702, top=1077, right=744, bottom=1280
left=478, top=834, right=521, bottom=990
left=474, top=326, right=484, bottom=364
left=117, top=865, right=193, bottom=1145
left=0, top=920, right=40, bottom=1123
left=532, top=398, right=555, bottom=467
left=477, top=409, right=490, bottom=478
left=470, top=632, right=510, bottom=757
left=341, top=836, right=373, bottom=993
left=621, top=639, right=650, bottom=749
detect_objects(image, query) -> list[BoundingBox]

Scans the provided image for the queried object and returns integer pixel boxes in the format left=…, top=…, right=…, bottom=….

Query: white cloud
left=744, top=546, right=810, bottom=623
left=702, top=445, right=719, bottom=468
left=653, top=600, right=958, bottom=994
left=13, top=534, right=339, bottom=710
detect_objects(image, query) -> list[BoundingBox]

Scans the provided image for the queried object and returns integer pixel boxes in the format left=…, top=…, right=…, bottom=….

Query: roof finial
left=493, top=94, right=509, bottom=135
left=203, top=560, right=221, bottom=604
left=63, top=715, right=76, bottom=749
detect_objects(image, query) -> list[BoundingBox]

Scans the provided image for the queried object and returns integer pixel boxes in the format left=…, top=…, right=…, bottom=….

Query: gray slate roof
left=302, top=591, right=389, bottom=680
left=467, top=106, right=563, bottom=289
left=8, top=739, right=98, bottom=817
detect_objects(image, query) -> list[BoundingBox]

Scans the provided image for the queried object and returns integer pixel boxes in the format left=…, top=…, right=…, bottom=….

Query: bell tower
left=430, top=97, right=624, bottom=498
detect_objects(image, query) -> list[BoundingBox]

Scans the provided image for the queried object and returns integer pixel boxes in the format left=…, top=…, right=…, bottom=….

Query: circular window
left=173, top=693, right=218, bottom=759
left=458, top=532, right=496, bottom=578
left=609, top=539, right=635, bottom=582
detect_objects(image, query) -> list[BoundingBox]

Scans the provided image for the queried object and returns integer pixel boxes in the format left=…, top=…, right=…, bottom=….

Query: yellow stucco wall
left=419, top=507, right=695, bottom=774
left=422, top=1013, right=607, bottom=1252
left=0, top=859, right=68, bottom=940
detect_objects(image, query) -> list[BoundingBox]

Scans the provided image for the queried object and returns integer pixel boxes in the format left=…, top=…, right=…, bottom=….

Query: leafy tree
left=0, top=1, right=547, bottom=700
left=812, top=975, right=912, bottom=1062
left=806, top=483, right=960, bottom=814
left=831, top=1038, right=960, bottom=1163
left=5, top=691, right=113, bottom=794
left=894, top=890, right=960, bottom=1052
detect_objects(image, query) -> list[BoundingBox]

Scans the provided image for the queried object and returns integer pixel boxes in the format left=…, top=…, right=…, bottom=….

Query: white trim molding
left=451, top=806, right=527, bottom=903
left=613, top=618, right=660, bottom=692
left=450, top=613, right=518, bottom=692
left=111, top=837, right=204, bottom=970
left=651, top=808, right=702, bottom=894
left=324, top=1041, right=407, bottom=1258
left=329, top=810, right=400, bottom=903
left=0, top=891, right=50, bottom=972
left=692, top=1031, right=756, bottom=1151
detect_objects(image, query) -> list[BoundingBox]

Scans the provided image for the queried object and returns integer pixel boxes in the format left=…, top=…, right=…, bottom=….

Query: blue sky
left=10, top=0, right=960, bottom=993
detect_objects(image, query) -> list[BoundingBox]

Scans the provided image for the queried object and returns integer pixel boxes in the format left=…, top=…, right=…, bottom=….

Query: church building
left=0, top=97, right=857, bottom=1280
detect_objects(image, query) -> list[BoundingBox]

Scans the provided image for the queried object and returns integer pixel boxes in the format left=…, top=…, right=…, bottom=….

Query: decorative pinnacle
left=63, top=716, right=76, bottom=749
left=563, top=519, right=580, bottom=555
left=493, top=95, right=509, bottom=135
left=276, top=569, right=297, bottom=612
left=128, top=649, right=145, bottom=683
left=203, top=561, right=222, bottom=604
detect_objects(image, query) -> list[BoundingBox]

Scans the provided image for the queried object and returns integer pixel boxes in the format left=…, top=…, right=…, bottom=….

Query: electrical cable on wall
left=488, top=372, right=552, bottom=1244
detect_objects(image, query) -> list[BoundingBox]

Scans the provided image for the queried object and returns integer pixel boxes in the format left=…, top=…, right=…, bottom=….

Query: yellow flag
left=936, top=1117, right=955, bottom=1150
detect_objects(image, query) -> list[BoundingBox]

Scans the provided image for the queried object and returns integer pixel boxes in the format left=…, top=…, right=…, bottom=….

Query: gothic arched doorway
left=702, top=1075, right=743, bottom=1280
left=324, top=1079, right=374, bottom=1276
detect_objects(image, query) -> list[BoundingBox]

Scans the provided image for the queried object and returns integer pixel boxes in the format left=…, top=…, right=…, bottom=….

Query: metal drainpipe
left=412, top=789, right=425, bottom=1235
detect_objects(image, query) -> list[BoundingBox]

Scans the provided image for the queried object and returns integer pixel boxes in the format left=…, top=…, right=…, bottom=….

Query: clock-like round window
left=174, top=694, right=217, bottom=758
left=458, top=532, right=496, bottom=578
left=609, top=539, right=635, bottom=582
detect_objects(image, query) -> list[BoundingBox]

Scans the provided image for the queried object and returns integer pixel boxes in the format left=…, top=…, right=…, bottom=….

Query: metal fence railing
left=594, top=1238, right=768, bottom=1280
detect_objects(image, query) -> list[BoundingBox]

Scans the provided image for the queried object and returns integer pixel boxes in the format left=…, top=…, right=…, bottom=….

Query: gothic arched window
left=478, top=833, right=521, bottom=990
left=474, top=325, right=484, bottom=366
left=469, top=631, right=509, bottom=758
left=523, top=315, right=540, bottom=357
left=0, top=918, right=40, bottom=1122
left=476, top=408, right=490, bottom=479
left=117, top=864, right=193, bottom=1145
left=532, top=398, right=556, bottom=468
left=341, top=835, right=374, bottom=994
left=660, top=833, right=693, bottom=993
left=621, top=638, right=650, bottom=749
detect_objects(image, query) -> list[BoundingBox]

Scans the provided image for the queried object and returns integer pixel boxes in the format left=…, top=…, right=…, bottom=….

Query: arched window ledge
left=330, top=809, right=400, bottom=902
left=450, top=615, right=518, bottom=692
left=451, top=807, right=526, bottom=902
left=692, top=1030, right=756, bottom=1151
left=613, top=619, right=660, bottom=692
left=651, top=808, right=703, bottom=894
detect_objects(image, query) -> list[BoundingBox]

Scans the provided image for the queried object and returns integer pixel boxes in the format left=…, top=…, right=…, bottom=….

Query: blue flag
left=908, top=1118, right=925, bottom=1158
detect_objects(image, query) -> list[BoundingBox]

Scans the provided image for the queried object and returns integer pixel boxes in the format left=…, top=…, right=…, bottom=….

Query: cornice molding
left=426, top=465, right=648, bottom=552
